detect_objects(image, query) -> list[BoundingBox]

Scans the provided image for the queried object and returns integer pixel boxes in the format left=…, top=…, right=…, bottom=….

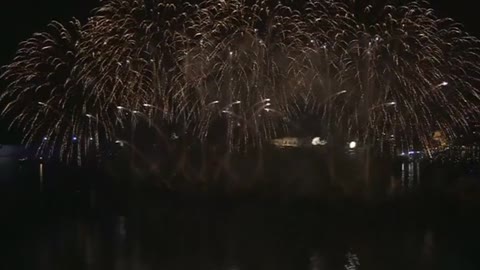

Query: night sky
left=0, top=0, right=478, bottom=143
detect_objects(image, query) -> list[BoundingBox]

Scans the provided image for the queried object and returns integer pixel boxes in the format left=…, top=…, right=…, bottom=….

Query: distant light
left=401, top=152, right=406, bottom=156
left=312, top=137, right=327, bottom=146
left=349, top=141, right=357, bottom=149
left=73, top=136, right=78, bottom=141
left=441, top=81, right=449, bottom=86
left=229, top=51, right=233, bottom=56
left=143, top=104, right=153, bottom=107
left=117, top=106, right=124, bottom=110
left=43, top=137, right=48, bottom=141
left=132, top=110, right=140, bottom=114
left=388, top=102, right=396, bottom=106
left=89, top=137, right=94, bottom=141
left=408, top=151, right=415, bottom=155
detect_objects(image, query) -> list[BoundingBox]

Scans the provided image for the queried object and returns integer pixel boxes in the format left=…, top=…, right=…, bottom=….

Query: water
left=1, top=159, right=480, bottom=270
left=3, top=200, right=480, bottom=270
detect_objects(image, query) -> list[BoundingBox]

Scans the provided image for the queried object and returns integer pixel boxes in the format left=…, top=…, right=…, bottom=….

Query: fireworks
left=2, top=0, right=480, bottom=163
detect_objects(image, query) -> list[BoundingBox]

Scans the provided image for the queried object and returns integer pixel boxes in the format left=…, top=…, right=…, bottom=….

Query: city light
left=349, top=141, right=357, bottom=149
left=311, top=137, right=327, bottom=146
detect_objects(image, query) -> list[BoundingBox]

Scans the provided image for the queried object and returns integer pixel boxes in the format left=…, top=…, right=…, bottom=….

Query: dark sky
left=0, top=0, right=478, bottom=142
left=0, top=0, right=478, bottom=66
left=0, top=0, right=99, bottom=66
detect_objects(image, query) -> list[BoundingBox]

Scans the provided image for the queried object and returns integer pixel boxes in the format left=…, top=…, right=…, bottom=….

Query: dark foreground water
left=1, top=158, right=480, bottom=270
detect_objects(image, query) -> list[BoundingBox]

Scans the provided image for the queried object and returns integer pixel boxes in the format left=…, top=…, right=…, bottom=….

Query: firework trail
left=2, top=0, right=480, bottom=162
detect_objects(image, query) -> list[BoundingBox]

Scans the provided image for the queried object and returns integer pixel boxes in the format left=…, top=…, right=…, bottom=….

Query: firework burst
left=2, top=0, right=480, bottom=163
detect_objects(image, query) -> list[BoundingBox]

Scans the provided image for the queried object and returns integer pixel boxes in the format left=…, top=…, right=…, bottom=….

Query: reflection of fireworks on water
left=2, top=0, right=480, bottom=162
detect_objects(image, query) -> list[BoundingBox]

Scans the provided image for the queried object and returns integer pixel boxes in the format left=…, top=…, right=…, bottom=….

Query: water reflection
left=39, top=163, right=44, bottom=192
left=344, top=251, right=360, bottom=270
left=309, top=252, right=325, bottom=270
left=401, top=161, right=421, bottom=189
left=2, top=157, right=480, bottom=269
left=4, top=203, right=477, bottom=270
